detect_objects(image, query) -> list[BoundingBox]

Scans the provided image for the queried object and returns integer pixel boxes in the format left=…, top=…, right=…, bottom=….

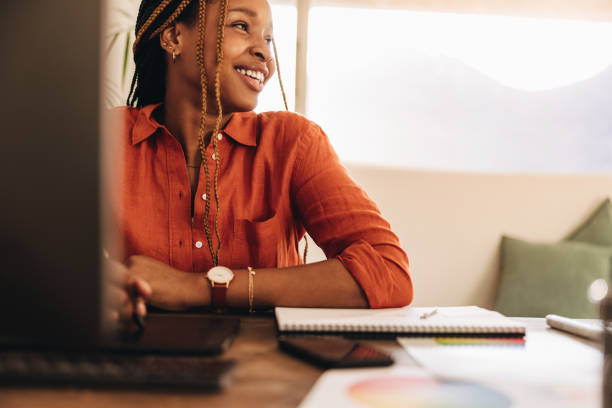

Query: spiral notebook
left=275, top=306, right=526, bottom=337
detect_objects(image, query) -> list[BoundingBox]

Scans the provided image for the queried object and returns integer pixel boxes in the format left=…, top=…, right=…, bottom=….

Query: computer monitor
left=0, top=2, right=240, bottom=357
left=0, top=1, right=105, bottom=347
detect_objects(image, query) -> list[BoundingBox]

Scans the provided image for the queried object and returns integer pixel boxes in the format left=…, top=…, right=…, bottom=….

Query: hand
left=124, top=255, right=209, bottom=311
left=104, top=256, right=152, bottom=325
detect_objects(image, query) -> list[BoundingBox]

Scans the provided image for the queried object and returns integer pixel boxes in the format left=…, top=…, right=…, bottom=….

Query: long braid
left=210, top=0, right=229, bottom=266
left=272, top=39, right=289, bottom=112
left=195, top=0, right=216, bottom=265
left=127, top=65, right=139, bottom=106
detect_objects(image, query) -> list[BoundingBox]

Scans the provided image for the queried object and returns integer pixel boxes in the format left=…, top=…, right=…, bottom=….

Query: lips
left=234, top=65, right=268, bottom=92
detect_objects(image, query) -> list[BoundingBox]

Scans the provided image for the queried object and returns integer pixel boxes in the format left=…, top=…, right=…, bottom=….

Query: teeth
left=236, top=67, right=264, bottom=83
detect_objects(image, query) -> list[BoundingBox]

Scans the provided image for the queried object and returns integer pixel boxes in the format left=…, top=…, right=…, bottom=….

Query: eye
left=232, top=22, right=248, bottom=32
left=265, top=37, right=273, bottom=45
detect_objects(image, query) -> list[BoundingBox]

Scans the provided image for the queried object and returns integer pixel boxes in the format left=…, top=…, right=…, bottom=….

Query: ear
left=159, top=24, right=183, bottom=59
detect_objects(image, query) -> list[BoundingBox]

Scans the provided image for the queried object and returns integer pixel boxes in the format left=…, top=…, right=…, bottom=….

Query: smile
left=234, top=66, right=265, bottom=92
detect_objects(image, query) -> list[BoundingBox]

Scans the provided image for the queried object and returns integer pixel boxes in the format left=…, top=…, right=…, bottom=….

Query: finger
left=133, top=277, right=153, bottom=299
left=121, top=300, right=135, bottom=321
left=136, top=297, right=147, bottom=317
left=126, top=275, right=152, bottom=299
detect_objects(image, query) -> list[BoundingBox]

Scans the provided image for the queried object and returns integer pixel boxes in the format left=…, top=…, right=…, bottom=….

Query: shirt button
left=195, top=241, right=203, bottom=249
left=212, top=153, right=216, bottom=160
left=217, top=133, right=223, bottom=141
left=202, top=193, right=207, bottom=201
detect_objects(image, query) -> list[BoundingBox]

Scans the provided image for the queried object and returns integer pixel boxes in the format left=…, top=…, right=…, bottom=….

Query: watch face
left=207, top=266, right=234, bottom=283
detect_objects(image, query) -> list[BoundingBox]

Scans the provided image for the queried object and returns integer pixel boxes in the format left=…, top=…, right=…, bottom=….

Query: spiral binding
left=281, top=322, right=524, bottom=335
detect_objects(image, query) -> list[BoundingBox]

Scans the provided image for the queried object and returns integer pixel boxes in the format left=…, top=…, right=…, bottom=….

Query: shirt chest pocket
left=230, top=211, right=288, bottom=268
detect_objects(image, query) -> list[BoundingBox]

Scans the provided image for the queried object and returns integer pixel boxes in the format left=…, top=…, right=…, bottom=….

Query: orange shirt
left=115, top=104, right=412, bottom=308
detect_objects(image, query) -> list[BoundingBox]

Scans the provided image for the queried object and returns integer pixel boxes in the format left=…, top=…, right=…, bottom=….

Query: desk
left=0, top=315, right=602, bottom=408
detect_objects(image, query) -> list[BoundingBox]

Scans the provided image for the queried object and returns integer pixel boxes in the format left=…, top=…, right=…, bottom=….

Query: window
left=305, top=7, right=612, bottom=172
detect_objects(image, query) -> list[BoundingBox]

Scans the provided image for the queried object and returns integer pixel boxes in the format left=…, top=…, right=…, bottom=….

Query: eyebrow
left=228, top=7, right=257, bottom=17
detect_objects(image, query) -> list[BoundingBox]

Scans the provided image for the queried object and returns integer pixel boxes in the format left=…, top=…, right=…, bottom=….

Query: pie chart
left=348, top=375, right=512, bottom=407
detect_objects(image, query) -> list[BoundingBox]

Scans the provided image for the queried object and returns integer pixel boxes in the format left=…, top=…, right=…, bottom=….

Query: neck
left=162, top=74, right=233, bottom=166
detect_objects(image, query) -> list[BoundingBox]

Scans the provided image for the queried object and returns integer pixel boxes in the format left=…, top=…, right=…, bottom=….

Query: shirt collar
left=131, top=103, right=164, bottom=145
left=224, top=111, right=258, bottom=147
left=131, top=103, right=258, bottom=147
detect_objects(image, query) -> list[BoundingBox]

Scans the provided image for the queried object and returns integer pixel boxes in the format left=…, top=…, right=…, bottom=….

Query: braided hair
left=128, top=0, right=197, bottom=108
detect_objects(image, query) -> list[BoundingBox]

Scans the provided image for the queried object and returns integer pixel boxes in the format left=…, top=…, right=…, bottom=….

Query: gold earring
left=172, top=51, right=177, bottom=63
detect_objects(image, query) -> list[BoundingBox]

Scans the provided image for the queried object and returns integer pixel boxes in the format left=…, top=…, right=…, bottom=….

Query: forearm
left=232, top=259, right=368, bottom=309
left=190, top=259, right=369, bottom=309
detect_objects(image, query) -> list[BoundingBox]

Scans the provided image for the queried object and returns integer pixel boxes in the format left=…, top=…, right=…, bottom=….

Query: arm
left=123, top=256, right=367, bottom=309
left=226, top=259, right=369, bottom=308
left=286, top=120, right=413, bottom=308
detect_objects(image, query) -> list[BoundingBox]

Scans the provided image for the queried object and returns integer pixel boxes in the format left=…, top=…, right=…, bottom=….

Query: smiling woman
left=109, top=0, right=413, bottom=320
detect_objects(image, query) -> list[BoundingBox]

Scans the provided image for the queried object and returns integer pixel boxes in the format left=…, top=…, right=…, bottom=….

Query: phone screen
left=278, top=336, right=394, bottom=368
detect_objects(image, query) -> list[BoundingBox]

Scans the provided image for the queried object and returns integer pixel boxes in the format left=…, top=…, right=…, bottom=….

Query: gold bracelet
left=248, top=266, right=256, bottom=314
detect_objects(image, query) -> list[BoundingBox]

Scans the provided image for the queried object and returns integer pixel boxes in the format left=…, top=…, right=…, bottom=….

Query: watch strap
left=211, top=283, right=228, bottom=310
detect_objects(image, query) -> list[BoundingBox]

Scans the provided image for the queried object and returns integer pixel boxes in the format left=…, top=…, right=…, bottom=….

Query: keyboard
left=0, top=350, right=236, bottom=389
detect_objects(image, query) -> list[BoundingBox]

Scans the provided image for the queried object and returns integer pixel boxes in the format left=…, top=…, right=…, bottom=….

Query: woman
left=112, top=0, right=412, bottom=320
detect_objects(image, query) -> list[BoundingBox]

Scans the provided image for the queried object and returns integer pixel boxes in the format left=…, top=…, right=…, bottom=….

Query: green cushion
left=495, top=236, right=612, bottom=318
left=569, top=198, right=612, bottom=247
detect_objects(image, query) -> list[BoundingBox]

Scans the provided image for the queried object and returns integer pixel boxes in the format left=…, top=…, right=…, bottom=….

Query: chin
left=227, top=98, right=258, bottom=113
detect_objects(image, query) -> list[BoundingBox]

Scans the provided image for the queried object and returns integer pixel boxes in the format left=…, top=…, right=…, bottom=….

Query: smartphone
left=278, top=336, right=394, bottom=368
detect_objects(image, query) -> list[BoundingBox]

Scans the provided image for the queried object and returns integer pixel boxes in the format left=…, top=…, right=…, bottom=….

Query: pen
left=420, top=308, right=438, bottom=320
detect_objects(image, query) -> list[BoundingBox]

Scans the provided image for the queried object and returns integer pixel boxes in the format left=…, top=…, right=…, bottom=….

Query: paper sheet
left=298, top=365, right=600, bottom=408
left=398, top=330, right=602, bottom=385
left=299, top=330, right=602, bottom=408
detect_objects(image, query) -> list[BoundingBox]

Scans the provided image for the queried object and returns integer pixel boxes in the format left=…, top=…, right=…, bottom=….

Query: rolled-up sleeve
left=290, top=121, right=413, bottom=308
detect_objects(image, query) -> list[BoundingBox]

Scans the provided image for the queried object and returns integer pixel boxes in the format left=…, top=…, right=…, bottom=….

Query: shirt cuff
left=337, top=239, right=413, bottom=309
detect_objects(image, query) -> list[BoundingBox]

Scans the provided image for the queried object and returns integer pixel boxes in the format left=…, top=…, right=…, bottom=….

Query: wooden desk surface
left=0, top=315, right=602, bottom=408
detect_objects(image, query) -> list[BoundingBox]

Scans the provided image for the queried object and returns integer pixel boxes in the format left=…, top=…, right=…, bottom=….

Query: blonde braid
left=148, top=0, right=193, bottom=40
left=210, top=0, right=229, bottom=265
left=194, top=0, right=216, bottom=265
left=272, top=39, right=289, bottom=111
left=133, top=0, right=173, bottom=51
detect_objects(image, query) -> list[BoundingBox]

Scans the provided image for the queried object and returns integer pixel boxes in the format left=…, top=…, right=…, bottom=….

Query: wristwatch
left=206, top=266, right=234, bottom=311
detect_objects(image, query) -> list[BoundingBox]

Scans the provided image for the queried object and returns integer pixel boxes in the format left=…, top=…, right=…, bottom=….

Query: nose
left=250, top=38, right=272, bottom=62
